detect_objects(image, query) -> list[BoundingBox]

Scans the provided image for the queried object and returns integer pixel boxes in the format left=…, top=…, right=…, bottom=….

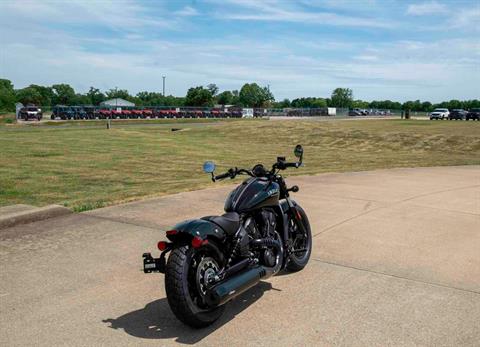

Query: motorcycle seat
left=202, top=212, right=240, bottom=235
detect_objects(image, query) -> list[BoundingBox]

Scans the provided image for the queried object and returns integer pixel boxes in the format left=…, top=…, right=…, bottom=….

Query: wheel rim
left=187, top=248, right=220, bottom=310
left=289, top=218, right=311, bottom=262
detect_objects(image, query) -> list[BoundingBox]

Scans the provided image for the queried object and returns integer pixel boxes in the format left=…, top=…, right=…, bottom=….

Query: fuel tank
left=225, top=177, right=280, bottom=213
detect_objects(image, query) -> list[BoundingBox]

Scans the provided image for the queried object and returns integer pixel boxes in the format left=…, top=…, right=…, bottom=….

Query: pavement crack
left=312, top=258, right=480, bottom=295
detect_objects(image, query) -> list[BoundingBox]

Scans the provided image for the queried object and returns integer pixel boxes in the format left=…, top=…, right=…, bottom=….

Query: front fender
left=167, top=219, right=226, bottom=242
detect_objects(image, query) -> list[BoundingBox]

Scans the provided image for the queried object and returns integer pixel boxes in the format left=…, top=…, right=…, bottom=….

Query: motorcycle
left=142, top=145, right=312, bottom=327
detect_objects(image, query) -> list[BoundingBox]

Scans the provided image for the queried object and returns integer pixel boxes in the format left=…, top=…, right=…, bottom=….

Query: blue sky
left=0, top=0, right=478, bottom=102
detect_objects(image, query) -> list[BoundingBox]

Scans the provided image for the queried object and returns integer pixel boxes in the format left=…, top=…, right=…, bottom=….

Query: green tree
left=291, top=97, right=326, bottom=108
left=207, top=83, right=219, bottom=96
left=216, top=91, right=233, bottom=105
left=74, top=93, right=91, bottom=105
left=15, top=86, right=43, bottom=105
left=105, top=87, right=130, bottom=100
left=330, top=88, right=353, bottom=108
left=0, top=79, right=16, bottom=112
left=274, top=98, right=291, bottom=108
left=239, top=83, right=274, bottom=107
left=52, top=84, right=76, bottom=105
left=185, top=86, right=214, bottom=106
left=30, top=85, right=54, bottom=106
left=86, top=87, right=106, bottom=105
left=352, top=99, right=369, bottom=108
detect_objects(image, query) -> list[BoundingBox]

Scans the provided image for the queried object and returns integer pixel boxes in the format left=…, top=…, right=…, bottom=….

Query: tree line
left=1, top=78, right=478, bottom=113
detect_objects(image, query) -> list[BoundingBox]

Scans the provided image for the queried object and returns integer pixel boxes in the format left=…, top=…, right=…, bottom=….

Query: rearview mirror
left=294, top=145, right=303, bottom=159
left=203, top=161, right=216, bottom=173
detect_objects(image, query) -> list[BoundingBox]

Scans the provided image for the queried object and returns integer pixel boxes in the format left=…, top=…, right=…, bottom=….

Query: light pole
left=162, top=76, right=166, bottom=96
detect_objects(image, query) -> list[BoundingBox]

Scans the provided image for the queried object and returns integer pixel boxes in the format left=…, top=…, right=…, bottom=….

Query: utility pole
left=162, top=76, right=166, bottom=96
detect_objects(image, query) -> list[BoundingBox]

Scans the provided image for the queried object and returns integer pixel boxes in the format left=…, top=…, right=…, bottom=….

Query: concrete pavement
left=1, top=166, right=479, bottom=346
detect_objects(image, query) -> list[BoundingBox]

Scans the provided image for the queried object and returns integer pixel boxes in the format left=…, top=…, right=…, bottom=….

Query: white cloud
left=175, top=6, right=199, bottom=17
left=353, top=55, right=379, bottom=61
left=0, top=0, right=478, bottom=102
left=450, top=7, right=480, bottom=29
left=211, top=0, right=395, bottom=28
left=0, top=0, right=176, bottom=31
left=406, top=1, right=447, bottom=16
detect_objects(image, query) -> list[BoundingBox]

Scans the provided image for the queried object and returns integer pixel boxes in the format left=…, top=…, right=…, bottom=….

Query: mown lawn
left=1, top=119, right=479, bottom=211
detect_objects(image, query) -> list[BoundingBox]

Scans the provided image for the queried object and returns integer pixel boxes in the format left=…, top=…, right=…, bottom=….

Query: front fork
left=283, top=197, right=307, bottom=255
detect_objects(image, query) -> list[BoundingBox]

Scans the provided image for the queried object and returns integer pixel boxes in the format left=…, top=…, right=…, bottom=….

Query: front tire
left=165, top=245, right=225, bottom=328
left=286, top=205, right=312, bottom=272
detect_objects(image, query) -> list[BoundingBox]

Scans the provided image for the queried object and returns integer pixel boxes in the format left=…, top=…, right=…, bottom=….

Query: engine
left=243, top=209, right=281, bottom=268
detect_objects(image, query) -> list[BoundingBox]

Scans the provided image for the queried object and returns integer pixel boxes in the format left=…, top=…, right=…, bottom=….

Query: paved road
left=1, top=166, right=479, bottom=346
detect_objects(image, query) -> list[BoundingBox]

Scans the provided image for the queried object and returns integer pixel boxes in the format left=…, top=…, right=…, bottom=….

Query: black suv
left=466, top=108, right=480, bottom=121
left=449, top=109, right=467, bottom=120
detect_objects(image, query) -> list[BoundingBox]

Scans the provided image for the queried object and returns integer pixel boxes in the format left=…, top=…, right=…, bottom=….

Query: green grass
left=0, top=113, right=15, bottom=124
left=0, top=119, right=479, bottom=210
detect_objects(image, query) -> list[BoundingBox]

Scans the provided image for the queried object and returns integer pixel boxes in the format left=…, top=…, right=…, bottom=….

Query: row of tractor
left=51, top=106, right=247, bottom=120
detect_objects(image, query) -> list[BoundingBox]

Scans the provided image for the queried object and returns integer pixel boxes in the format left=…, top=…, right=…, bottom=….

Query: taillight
left=166, top=230, right=178, bottom=236
left=157, top=241, right=167, bottom=251
left=191, top=236, right=208, bottom=248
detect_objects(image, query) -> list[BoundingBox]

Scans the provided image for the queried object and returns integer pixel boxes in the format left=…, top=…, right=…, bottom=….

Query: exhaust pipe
left=206, top=266, right=267, bottom=306
left=206, top=237, right=283, bottom=307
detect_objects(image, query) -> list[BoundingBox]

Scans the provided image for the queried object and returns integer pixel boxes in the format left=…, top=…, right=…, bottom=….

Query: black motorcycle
left=142, top=145, right=312, bottom=327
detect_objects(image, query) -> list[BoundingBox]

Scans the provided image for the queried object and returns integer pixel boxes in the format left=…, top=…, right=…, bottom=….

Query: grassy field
left=1, top=118, right=479, bottom=211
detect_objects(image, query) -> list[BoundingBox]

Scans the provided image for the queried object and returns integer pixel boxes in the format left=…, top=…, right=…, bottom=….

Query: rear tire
left=286, top=205, right=312, bottom=272
left=165, top=245, right=225, bottom=328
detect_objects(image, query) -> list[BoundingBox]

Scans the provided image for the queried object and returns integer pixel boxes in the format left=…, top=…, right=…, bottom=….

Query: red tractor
left=169, top=109, right=178, bottom=118
left=143, top=109, right=153, bottom=118
left=111, top=110, right=122, bottom=119
left=131, top=109, right=143, bottom=119
left=99, top=109, right=112, bottom=119
left=157, top=110, right=170, bottom=118
left=122, top=109, right=132, bottom=119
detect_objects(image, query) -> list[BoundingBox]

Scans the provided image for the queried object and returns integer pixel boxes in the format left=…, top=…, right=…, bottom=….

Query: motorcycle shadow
left=103, top=281, right=274, bottom=344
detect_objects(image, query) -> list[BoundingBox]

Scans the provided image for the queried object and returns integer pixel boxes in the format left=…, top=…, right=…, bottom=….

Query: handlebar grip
left=284, top=162, right=299, bottom=168
left=215, top=172, right=231, bottom=180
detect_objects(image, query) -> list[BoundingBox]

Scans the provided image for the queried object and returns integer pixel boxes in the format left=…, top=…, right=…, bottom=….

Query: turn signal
left=157, top=241, right=167, bottom=251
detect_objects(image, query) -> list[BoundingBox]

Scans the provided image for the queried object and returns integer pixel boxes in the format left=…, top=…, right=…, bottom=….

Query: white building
left=100, top=98, right=135, bottom=108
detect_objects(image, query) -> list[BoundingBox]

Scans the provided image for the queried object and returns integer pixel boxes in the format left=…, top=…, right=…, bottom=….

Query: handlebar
left=283, top=162, right=299, bottom=168
left=214, top=172, right=232, bottom=181
left=213, top=168, right=252, bottom=181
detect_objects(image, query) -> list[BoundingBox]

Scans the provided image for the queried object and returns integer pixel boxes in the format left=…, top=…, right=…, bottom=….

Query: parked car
left=429, top=108, right=449, bottom=120
left=466, top=108, right=480, bottom=121
left=19, top=105, right=42, bottom=121
left=348, top=109, right=362, bottom=117
left=449, top=109, right=467, bottom=120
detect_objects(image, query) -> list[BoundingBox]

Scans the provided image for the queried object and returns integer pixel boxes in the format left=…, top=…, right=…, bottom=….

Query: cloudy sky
left=0, top=0, right=478, bottom=102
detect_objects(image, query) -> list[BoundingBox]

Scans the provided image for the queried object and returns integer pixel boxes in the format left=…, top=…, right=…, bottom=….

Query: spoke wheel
left=286, top=206, right=312, bottom=272
left=165, top=244, right=225, bottom=328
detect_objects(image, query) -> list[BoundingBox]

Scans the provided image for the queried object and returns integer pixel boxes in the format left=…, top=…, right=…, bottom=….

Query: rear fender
left=166, top=219, right=226, bottom=243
